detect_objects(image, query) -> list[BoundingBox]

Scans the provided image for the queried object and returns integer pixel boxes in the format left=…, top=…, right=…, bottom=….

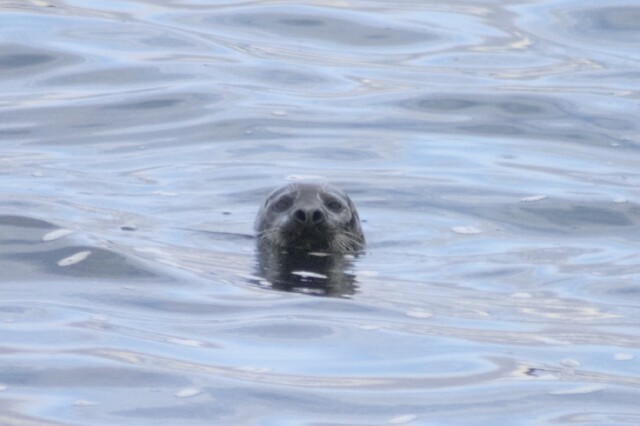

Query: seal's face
left=255, top=183, right=365, bottom=253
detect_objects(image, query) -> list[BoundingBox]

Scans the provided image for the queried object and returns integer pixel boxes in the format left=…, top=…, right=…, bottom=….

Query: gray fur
left=255, top=182, right=365, bottom=253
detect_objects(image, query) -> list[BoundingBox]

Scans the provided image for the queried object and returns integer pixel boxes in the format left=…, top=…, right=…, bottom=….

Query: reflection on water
left=1, top=0, right=640, bottom=424
left=256, top=249, right=358, bottom=297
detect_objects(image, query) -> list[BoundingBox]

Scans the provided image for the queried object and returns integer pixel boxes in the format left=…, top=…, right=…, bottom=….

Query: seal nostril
left=312, top=210, right=324, bottom=224
left=294, top=209, right=306, bottom=223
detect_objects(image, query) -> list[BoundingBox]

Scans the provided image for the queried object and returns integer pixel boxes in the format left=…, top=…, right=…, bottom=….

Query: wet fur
left=255, top=182, right=365, bottom=253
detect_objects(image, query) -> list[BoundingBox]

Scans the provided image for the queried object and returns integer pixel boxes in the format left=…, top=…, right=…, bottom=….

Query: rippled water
left=2, top=0, right=640, bottom=424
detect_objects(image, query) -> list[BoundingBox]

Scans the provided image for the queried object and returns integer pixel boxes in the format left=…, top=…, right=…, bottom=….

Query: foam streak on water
left=1, top=0, right=639, bottom=424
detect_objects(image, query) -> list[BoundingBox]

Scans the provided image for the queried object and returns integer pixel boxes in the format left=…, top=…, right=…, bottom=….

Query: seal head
left=255, top=183, right=364, bottom=253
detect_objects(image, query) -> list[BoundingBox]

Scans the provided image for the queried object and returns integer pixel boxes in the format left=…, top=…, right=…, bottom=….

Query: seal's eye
left=327, top=200, right=342, bottom=211
left=274, top=197, right=292, bottom=211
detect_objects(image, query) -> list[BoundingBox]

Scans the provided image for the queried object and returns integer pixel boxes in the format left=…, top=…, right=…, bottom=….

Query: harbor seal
left=254, top=182, right=365, bottom=253
left=254, top=182, right=364, bottom=296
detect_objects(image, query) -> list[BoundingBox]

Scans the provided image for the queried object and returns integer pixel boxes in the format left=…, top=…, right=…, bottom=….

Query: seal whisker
left=257, top=227, right=288, bottom=248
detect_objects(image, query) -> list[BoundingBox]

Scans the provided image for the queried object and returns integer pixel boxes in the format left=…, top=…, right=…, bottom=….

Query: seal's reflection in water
left=254, top=182, right=365, bottom=297
left=256, top=248, right=358, bottom=297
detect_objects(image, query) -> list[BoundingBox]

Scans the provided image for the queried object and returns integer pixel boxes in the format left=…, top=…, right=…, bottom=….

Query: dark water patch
left=589, top=116, right=637, bottom=131
left=587, top=281, right=640, bottom=302
left=589, top=71, right=640, bottom=81
left=229, top=322, right=336, bottom=339
left=227, top=65, right=330, bottom=87
left=0, top=365, right=186, bottom=388
left=5, top=245, right=158, bottom=279
left=0, top=44, right=73, bottom=80
left=461, top=124, right=523, bottom=136
left=0, top=215, right=65, bottom=248
left=104, top=98, right=182, bottom=110
left=392, top=92, right=636, bottom=146
left=207, top=7, right=437, bottom=47
left=0, top=44, right=78, bottom=79
left=0, top=215, right=56, bottom=229
left=0, top=128, right=31, bottom=136
left=139, top=35, right=194, bottom=48
left=44, top=67, right=187, bottom=86
left=516, top=0, right=640, bottom=59
left=307, top=146, right=380, bottom=161
left=572, top=6, right=640, bottom=42
left=481, top=199, right=640, bottom=236
left=520, top=205, right=631, bottom=227
left=0, top=53, right=52, bottom=69
left=405, top=94, right=561, bottom=117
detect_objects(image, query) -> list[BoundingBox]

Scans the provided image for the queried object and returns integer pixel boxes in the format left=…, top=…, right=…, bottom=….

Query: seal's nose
left=293, top=208, right=324, bottom=225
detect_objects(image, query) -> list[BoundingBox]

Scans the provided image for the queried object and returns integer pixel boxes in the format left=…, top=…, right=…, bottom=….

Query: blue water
left=1, top=0, right=640, bottom=424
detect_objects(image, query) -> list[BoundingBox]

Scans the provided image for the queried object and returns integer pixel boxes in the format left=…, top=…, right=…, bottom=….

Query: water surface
left=1, top=0, right=640, bottom=424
